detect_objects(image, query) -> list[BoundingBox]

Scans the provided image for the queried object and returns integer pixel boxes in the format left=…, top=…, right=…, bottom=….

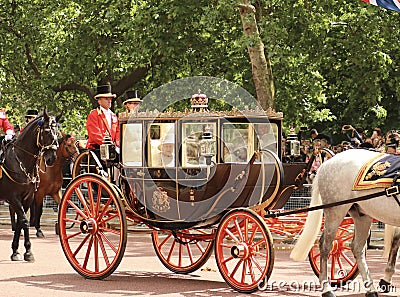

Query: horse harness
left=386, top=172, right=400, bottom=207
left=0, top=120, right=59, bottom=188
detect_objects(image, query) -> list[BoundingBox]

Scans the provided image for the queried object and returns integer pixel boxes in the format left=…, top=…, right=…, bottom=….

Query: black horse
left=1, top=109, right=60, bottom=261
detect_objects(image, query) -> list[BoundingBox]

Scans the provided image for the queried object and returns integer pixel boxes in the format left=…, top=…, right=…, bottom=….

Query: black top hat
left=123, top=90, right=142, bottom=105
left=25, top=109, right=38, bottom=118
left=94, top=84, right=116, bottom=99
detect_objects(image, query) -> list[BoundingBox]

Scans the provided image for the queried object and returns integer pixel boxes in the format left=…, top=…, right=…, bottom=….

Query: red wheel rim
left=59, top=174, right=126, bottom=279
left=215, top=209, right=274, bottom=293
left=309, top=217, right=358, bottom=285
left=152, top=229, right=214, bottom=274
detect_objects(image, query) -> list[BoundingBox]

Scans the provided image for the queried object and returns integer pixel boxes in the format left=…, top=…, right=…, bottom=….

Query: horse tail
left=383, top=224, right=396, bottom=259
left=290, top=174, right=323, bottom=262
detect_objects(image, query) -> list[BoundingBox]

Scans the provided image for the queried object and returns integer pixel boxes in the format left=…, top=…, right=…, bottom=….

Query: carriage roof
left=118, top=107, right=283, bottom=122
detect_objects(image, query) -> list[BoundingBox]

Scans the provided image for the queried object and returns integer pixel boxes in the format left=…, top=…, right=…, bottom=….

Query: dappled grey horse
left=290, top=148, right=400, bottom=297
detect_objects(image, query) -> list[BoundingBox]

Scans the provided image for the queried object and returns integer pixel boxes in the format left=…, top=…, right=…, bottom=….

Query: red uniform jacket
left=0, top=109, right=14, bottom=134
left=86, top=107, right=120, bottom=150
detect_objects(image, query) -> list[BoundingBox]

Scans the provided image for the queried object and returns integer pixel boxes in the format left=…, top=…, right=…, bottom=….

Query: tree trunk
left=238, top=2, right=275, bottom=111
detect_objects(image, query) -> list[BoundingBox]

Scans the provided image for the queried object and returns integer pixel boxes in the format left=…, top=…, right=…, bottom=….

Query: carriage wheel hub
left=80, top=218, right=98, bottom=234
left=231, top=244, right=250, bottom=259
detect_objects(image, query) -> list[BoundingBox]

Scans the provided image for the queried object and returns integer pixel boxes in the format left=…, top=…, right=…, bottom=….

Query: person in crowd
left=86, top=84, right=120, bottom=151
left=335, top=143, right=344, bottom=153
left=342, top=125, right=363, bottom=148
left=386, top=143, right=397, bottom=154
left=310, top=128, right=332, bottom=147
left=123, top=90, right=142, bottom=114
left=359, top=137, right=374, bottom=149
left=371, top=127, right=384, bottom=149
left=385, top=131, right=400, bottom=154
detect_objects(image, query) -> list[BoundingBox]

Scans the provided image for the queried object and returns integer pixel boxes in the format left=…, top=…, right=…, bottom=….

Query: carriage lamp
left=100, top=135, right=116, bottom=161
left=285, top=128, right=300, bottom=157
left=199, top=126, right=216, bottom=166
left=184, top=130, right=199, bottom=164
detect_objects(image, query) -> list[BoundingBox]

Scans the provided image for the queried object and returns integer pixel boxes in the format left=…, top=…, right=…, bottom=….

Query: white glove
left=5, top=131, right=14, bottom=141
left=115, top=146, right=120, bottom=154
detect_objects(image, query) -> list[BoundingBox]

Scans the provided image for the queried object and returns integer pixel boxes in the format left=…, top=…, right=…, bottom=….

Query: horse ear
left=56, top=110, right=63, bottom=122
left=43, top=108, right=49, bottom=120
left=61, top=131, right=66, bottom=138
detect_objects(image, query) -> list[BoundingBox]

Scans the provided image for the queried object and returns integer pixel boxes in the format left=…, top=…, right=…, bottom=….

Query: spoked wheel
left=215, top=208, right=274, bottom=293
left=58, top=173, right=127, bottom=279
left=72, top=151, right=102, bottom=178
left=152, top=229, right=215, bottom=274
left=308, top=216, right=358, bottom=286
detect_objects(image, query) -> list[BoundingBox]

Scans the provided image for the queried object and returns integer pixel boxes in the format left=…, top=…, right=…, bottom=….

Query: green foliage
left=0, top=0, right=400, bottom=142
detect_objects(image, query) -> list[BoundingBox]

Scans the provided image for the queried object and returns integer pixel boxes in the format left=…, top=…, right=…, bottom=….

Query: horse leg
left=10, top=205, right=28, bottom=261
left=34, top=200, right=44, bottom=238
left=319, top=207, right=349, bottom=297
left=9, top=205, right=16, bottom=232
left=379, top=226, right=400, bottom=293
left=348, top=209, right=377, bottom=297
left=29, top=200, right=35, bottom=227
left=10, top=215, right=22, bottom=261
left=22, top=212, right=34, bottom=262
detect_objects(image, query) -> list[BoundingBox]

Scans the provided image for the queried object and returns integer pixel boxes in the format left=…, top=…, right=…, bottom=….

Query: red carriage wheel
left=215, top=208, right=274, bottom=293
left=308, top=216, right=358, bottom=286
left=72, top=151, right=102, bottom=178
left=152, top=229, right=214, bottom=274
left=58, top=173, right=127, bottom=279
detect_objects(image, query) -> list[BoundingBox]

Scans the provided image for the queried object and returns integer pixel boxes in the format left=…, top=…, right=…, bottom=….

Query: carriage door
left=121, top=122, right=144, bottom=208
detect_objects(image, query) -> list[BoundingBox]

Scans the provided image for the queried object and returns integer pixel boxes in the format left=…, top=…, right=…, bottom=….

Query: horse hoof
left=10, top=252, right=22, bottom=261
left=322, top=291, right=336, bottom=297
left=365, top=292, right=379, bottom=297
left=24, top=252, right=35, bottom=262
left=36, top=230, right=44, bottom=238
left=378, top=279, right=393, bottom=293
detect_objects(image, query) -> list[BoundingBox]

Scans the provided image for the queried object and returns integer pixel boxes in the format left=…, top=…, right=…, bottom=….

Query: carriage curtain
left=361, top=0, right=400, bottom=12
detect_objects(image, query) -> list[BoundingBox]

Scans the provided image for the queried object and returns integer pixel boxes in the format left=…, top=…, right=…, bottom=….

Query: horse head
left=37, top=109, right=61, bottom=166
left=59, top=132, right=79, bottom=162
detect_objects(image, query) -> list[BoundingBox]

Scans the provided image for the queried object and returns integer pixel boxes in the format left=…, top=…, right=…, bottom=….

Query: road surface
left=0, top=225, right=397, bottom=297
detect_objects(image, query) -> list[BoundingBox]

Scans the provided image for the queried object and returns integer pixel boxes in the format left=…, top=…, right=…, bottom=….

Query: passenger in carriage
left=153, top=134, right=175, bottom=167
left=86, top=84, right=120, bottom=152
left=123, top=90, right=142, bottom=114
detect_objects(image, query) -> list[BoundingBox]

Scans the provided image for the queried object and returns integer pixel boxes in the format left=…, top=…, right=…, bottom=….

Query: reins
left=0, top=116, right=59, bottom=186
left=265, top=189, right=390, bottom=219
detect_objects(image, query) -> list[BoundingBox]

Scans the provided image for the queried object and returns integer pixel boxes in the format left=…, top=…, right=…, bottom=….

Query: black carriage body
left=118, top=110, right=305, bottom=229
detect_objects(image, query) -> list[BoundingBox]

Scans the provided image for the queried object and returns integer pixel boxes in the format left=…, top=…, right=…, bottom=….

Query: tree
left=1, top=0, right=400, bottom=140
left=238, top=0, right=274, bottom=110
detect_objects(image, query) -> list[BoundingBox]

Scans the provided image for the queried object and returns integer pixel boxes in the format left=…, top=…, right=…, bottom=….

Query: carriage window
left=149, top=123, right=175, bottom=167
left=222, top=123, right=254, bottom=163
left=182, top=122, right=216, bottom=167
left=122, top=123, right=143, bottom=166
left=254, top=123, right=278, bottom=154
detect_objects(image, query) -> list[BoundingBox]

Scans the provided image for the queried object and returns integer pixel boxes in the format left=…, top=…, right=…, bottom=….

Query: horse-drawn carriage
left=57, top=85, right=358, bottom=293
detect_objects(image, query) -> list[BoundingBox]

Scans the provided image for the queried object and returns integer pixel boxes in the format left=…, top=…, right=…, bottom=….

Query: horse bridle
left=63, top=136, right=79, bottom=162
left=3, top=115, right=59, bottom=185
left=37, top=116, right=59, bottom=153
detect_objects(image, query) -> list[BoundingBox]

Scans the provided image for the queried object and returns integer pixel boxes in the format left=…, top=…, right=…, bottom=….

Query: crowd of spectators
left=290, top=126, right=400, bottom=182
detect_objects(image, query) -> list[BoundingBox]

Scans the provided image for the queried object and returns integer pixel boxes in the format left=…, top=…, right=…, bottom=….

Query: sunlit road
left=0, top=225, right=397, bottom=297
